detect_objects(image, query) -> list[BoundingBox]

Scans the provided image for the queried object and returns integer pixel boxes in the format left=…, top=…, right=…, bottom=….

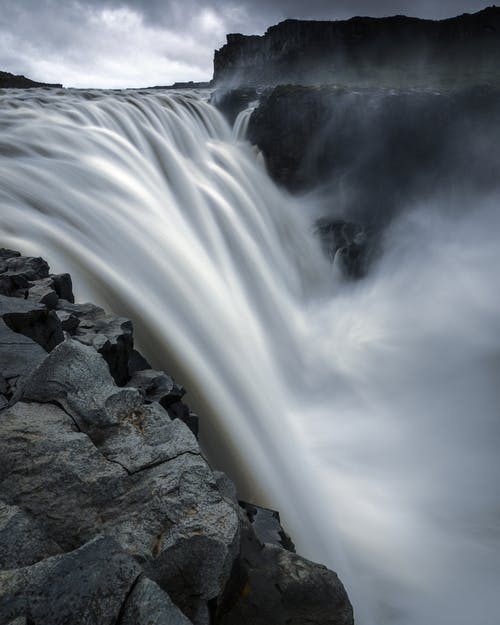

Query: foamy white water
left=0, top=87, right=499, bottom=625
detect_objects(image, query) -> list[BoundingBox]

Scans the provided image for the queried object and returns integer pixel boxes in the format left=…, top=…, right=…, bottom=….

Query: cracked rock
left=0, top=501, right=62, bottom=569
left=0, top=319, right=46, bottom=399
left=217, top=540, right=353, bottom=625
left=0, top=536, right=141, bottom=625
left=73, top=312, right=134, bottom=386
left=0, top=294, right=63, bottom=352
left=21, top=339, right=143, bottom=430
left=121, top=576, right=193, bottom=625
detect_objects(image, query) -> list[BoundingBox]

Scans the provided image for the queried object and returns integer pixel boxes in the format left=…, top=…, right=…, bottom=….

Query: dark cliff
left=213, top=6, right=500, bottom=87
left=0, top=70, right=62, bottom=89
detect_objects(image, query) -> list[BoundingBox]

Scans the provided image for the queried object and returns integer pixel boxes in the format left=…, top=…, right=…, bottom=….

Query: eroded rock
left=0, top=502, right=62, bottom=569
left=0, top=537, right=141, bottom=625
left=121, top=575, right=194, bottom=625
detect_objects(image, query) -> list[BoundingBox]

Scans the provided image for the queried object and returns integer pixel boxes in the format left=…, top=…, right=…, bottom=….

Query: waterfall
left=0, top=88, right=499, bottom=625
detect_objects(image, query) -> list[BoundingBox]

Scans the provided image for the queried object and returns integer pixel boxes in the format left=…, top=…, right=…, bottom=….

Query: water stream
left=0, top=88, right=499, bottom=625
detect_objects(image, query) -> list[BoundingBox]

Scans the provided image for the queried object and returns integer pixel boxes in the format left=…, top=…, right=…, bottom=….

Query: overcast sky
left=0, top=0, right=494, bottom=88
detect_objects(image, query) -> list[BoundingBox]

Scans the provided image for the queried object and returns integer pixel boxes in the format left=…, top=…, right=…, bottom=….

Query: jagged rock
left=0, top=400, right=239, bottom=625
left=6, top=339, right=240, bottom=625
left=0, top=294, right=63, bottom=352
left=0, top=501, right=62, bottom=569
left=26, top=282, right=58, bottom=309
left=121, top=576, right=193, bottom=625
left=0, top=255, right=49, bottom=281
left=0, top=255, right=49, bottom=298
left=166, top=400, right=200, bottom=438
left=128, top=368, right=185, bottom=407
left=0, top=319, right=46, bottom=399
left=239, top=501, right=295, bottom=552
left=25, top=274, right=73, bottom=307
left=0, top=537, right=141, bottom=625
left=21, top=339, right=143, bottom=430
left=128, top=348, right=151, bottom=374
left=57, top=299, right=105, bottom=319
left=73, top=312, right=134, bottom=386
left=49, top=273, right=74, bottom=302
left=217, top=539, right=353, bottom=625
left=126, top=368, right=200, bottom=436
left=54, top=309, right=80, bottom=333
left=0, top=250, right=354, bottom=625
left=214, top=471, right=238, bottom=503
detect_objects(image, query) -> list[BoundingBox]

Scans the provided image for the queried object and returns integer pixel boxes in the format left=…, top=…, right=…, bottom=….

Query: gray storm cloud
left=0, top=0, right=494, bottom=87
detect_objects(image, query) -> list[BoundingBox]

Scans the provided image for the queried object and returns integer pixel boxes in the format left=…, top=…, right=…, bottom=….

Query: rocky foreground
left=0, top=248, right=353, bottom=625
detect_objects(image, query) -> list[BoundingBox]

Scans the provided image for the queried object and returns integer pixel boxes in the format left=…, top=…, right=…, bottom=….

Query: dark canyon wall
left=213, top=7, right=500, bottom=88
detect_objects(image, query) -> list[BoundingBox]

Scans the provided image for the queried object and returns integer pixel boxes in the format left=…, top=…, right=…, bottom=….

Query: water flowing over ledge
left=1, top=88, right=499, bottom=625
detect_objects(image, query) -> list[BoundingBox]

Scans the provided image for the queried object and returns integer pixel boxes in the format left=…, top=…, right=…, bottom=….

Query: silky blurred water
left=0, top=88, right=499, bottom=625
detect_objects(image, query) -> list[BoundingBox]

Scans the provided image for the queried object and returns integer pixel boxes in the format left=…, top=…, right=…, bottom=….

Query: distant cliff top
left=0, top=70, right=62, bottom=89
left=213, top=6, right=500, bottom=88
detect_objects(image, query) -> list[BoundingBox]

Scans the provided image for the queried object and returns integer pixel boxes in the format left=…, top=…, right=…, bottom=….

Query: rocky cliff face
left=0, top=248, right=353, bottom=625
left=246, top=84, right=500, bottom=204
left=0, top=71, right=62, bottom=89
left=213, top=7, right=500, bottom=88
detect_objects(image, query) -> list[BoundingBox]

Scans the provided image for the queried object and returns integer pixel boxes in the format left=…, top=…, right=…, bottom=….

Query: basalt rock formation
left=216, top=82, right=500, bottom=277
left=213, top=7, right=500, bottom=89
left=212, top=8, right=500, bottom=280
left=0, top=248, right=353, bottom=625
left=0, top=71, right=62, bottom=89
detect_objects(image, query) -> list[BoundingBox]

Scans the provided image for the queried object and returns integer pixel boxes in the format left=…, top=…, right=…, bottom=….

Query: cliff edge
left=0, top=70, right=62, bottom=89
left=213, top=6, right=500, bottom=88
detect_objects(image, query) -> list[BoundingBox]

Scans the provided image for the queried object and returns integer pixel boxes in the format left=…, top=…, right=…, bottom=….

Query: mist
left=0, top=83, right=499, bottom=625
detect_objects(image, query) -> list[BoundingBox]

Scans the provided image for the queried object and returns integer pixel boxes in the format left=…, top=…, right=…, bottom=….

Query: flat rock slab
left=0, top=501, right=62, bottom=569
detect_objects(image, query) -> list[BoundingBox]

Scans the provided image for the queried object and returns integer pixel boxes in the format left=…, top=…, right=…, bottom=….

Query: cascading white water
left=0, top=88, right=499, bottom=625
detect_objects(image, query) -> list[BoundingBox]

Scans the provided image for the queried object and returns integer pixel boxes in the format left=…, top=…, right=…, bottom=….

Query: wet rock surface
left=0, top=250, right=354, bottom=625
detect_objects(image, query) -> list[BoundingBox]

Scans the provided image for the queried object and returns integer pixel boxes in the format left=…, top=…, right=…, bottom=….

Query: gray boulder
left=21, top=339, right=143, bottom=430
left=128, top=368, right=185, bottom=407
left=127, top=369, right=199, bottom=437
left=5, top=338, right=240, bottom=625
left=70, top=306, right=134, bottom=385
left=0, top=319, right=46, bottom=400
left=217, top=539, right=353, bottom=625
left=239, top=501, right=295, bottom=552
left=0, top=255, right=49, bottom=281
left=0, top=536, right=141, bottom=625
left=121, top=576, right=193, bottom=625
left=0, top=294, right=63, bottom=352
left=0, top=501, right=62, bottom=569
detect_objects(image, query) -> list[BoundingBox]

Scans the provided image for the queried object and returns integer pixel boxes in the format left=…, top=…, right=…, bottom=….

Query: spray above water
left=0, top=88, right=499, bottom=625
